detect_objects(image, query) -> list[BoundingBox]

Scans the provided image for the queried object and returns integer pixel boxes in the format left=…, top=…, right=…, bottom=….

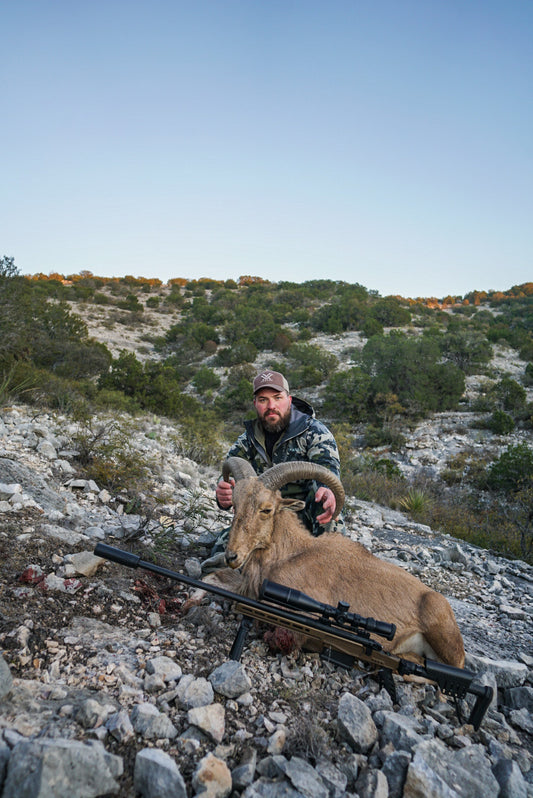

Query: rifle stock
left=93, top=542, right=493, bottom=729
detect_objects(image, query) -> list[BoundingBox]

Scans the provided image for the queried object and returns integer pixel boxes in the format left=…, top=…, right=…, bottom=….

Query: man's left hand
left=315, top=486, right=336, bottom=525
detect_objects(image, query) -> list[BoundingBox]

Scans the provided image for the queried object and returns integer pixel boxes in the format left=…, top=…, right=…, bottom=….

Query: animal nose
left=225, top=550, right=238, bottom=565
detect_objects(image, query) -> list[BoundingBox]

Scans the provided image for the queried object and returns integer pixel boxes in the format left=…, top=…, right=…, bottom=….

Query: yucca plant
left=398, top=487, right=431, bottom=515
left=0, top=363, right=38, bottom=407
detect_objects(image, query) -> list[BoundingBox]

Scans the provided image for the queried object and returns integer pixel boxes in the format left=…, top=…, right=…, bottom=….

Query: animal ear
left=279, top=498, right=306, bottom=513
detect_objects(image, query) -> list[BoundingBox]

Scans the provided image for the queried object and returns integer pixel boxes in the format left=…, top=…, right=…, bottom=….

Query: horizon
left=22, top=267, right=532, bottom=303
left=3, top=1, right=532, bottom=298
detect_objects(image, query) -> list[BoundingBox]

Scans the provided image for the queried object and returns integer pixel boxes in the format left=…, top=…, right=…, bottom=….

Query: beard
left=260, top=407, right=291, bottom=434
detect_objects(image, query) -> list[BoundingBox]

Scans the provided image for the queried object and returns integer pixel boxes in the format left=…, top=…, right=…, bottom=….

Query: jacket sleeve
left=304, top=420, right=341, bottom=478
left=226, top=432, right=252, bottom=463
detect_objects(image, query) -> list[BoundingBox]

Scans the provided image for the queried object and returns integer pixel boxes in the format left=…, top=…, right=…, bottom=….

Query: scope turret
left=260, top=580, right=396, bottom=641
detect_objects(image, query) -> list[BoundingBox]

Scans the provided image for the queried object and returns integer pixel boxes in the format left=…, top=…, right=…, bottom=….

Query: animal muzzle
left=225, top=549, right=241, bottom=569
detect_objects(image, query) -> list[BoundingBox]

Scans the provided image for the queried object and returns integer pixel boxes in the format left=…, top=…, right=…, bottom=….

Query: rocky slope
left=0, top=402, right=532, bottom=798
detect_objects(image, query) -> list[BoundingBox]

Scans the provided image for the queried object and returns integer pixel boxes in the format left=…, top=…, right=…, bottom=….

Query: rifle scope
left=260, top=580, right=396, bottom=641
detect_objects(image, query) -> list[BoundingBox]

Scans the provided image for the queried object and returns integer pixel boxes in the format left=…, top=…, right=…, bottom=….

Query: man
left=212, top=369, right=344, bottom=554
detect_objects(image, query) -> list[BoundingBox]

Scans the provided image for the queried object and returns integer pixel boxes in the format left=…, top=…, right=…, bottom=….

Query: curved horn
left=222, top=457, right=257, bottom=482
left=259, top=462, right=345, bottom=518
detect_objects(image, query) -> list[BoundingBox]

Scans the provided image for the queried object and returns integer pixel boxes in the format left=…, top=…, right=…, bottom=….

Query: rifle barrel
left=93, top=543, right=388, bottom=649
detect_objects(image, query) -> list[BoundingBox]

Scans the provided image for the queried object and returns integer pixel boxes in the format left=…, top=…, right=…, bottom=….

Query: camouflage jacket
left=225, top=397, right=344, bottom=536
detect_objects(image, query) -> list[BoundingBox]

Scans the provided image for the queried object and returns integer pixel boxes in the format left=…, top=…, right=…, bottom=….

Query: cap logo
left=260, top=371, right=275, bottom=383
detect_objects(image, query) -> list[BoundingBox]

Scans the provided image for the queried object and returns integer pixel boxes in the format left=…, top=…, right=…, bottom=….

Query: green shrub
left=361, top=317, right=383, bottom=338
left=321, top=367, right=372, bottom=423
left=363, top=423, right=406, bottom=450
left=286, top=343, right=338, bottom=377
left=0, top=255, right=18, bottom=278
left=344, top=452, right=403, bottom=480
left=440, top=329, right=493, bottom=373
left=492, top=376, right=527, bottom=411
left=487, top=409, right=515, bottom=435
left=214, top=365, right=256, bottom=431
left=328, top=422, right=357, bottom=477
left=165, top=289, right=185, bottom=307
left=166, top=321, right=219, bottom=349
left=345, top=464, right=407, bottom=507
left=70, top=412, right=152, bottom=492
left=291, top=365, right=324, bottom=389
left=53, top=340, right=112, bottom=380
left=297, top=327, right=313, bottom=342
left=486, top=443, right=533, bottom=493
left=428, top=490, right=532, bottom=563
left=310, top=284, right=368, bottom=333
left=0, top=273, right=101, bottom=378
left=519, top=340, right=533, bottom=361
left=94, top=388, right=143, bottom=414
left=99, top=351, right=146, bottom=396
left=344, top=456, right=532, bottom=563
left=192, top=366, right=221, bottom=394
left=20, top=368, right=96, bottom=413
left=215, top=341, right=258, bottom=366
left=515, top=401, right=533, bottom=429
left=471, top=395, right=496, bottom=413
left=117, top=294, right=144, bottom=312
left=370, top=297, right=411, bottom=327
left=361, top=332, right=465, bottom=416
left=85, top=447, right=151, bottom=494
left=372, top=457, right=403, bottom=478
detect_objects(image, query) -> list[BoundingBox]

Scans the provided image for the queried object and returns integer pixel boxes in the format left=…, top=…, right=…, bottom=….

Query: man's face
left=254, top=388, right=292, bottom=433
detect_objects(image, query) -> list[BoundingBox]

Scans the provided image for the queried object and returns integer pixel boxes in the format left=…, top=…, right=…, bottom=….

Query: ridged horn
left=222, top=457, right=257, bottom=482
left=259, top=461, right=345, bottom=519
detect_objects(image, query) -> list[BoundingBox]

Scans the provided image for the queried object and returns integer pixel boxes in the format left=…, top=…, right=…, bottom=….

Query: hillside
left=67, top=280, right=533, bottom=484
left=1, top=266, right=533, bottom=563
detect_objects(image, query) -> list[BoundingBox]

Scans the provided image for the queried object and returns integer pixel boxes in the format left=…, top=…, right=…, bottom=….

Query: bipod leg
left=229, top=617, right=254, bottom=661
left=378, top=668, right=397, bottom=704
left=453, top=696, right=465, bottom=726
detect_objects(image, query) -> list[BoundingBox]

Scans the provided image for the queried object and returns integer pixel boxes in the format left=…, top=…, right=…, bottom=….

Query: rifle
left=93, top=543, right=493, bottom=730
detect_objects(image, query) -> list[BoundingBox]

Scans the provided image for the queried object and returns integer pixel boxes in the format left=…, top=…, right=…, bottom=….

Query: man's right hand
left=216, top=478, right=235, bottom=509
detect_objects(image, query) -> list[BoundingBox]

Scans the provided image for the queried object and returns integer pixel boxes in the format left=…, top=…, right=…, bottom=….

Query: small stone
left=192, top=752, right=232, bottom=798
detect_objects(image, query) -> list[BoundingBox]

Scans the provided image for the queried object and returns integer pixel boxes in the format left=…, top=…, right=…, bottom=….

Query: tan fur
left=225, top=477, right=465, bottom=668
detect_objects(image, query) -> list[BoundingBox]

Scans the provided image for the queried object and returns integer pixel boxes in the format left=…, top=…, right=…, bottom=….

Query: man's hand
left=315, top=486, right=336, bottom=525
left=216, top=478, right=235, bottom=509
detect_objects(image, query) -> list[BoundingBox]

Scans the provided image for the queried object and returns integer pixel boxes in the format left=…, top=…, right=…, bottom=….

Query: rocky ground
left=0, top=403, right=532, bottom=798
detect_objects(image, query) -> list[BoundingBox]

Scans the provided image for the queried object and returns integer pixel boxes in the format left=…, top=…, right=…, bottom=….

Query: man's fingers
left=315, top=487, right=336, bottom=524
left=216, top=478, right=235, bottom=508
left=316, top=487, right=335, bottom=510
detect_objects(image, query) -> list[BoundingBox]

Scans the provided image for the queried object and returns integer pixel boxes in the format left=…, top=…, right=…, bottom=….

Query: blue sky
left=2, top=0, right=531, bottom=298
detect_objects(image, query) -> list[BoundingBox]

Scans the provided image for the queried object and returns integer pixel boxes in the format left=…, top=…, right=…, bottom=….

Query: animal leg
left=419, top=591, right=465, bottom=668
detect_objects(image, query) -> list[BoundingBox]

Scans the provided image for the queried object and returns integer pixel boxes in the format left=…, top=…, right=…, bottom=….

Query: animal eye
left=259, top=507, right=273, bottom=515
